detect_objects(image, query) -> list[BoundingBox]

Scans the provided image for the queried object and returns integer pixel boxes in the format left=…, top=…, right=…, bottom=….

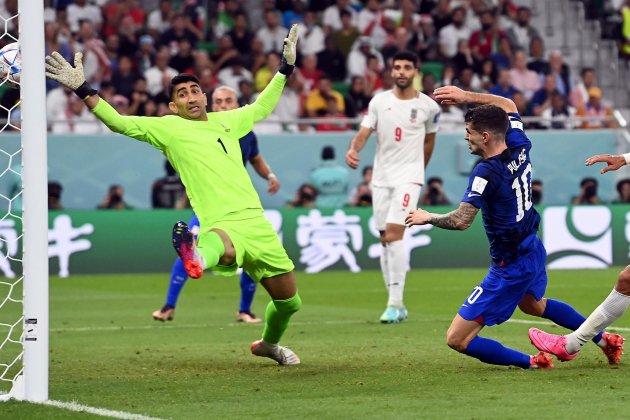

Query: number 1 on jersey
left=217, top=138, right=227, bottom=153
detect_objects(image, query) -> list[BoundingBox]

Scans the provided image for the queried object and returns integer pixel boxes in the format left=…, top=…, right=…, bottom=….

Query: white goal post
left=0, top=0, right=48, bottom=402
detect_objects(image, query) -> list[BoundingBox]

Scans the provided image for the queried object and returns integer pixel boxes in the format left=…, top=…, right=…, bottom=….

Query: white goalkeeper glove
left=279, top=24, right=298, bottom=76
left=45, top=51, right=96, bottom=99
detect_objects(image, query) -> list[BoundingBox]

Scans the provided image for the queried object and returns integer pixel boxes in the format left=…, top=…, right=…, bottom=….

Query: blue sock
left=239, top=272, right=257, bottom=313
left=542, top=299, right=604, bottom=344
left=165, top=258, right=188, bottom=308
left=465, top=336, right=531, bottom=369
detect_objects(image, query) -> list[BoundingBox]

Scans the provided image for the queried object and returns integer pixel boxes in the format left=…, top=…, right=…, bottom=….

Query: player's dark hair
left=392, top=51, right=419, bottom=68
left=168, top=73, right=201, bottom=100
left=464, top=105, right=509, bottom=137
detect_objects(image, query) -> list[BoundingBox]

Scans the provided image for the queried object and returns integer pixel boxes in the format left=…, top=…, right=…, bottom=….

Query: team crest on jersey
left=410, top=108, right=417, bottom=123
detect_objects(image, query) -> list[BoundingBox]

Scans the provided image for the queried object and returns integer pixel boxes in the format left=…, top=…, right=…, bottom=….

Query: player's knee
left=276, top=293, right=301, bottom=315
left=445, top=329, right=467, bottom=353
left=616, top=266, right=630, bottom=294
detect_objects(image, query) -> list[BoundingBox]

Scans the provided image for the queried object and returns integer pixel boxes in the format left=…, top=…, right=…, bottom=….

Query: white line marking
left=50, top=318, right=630, bottom=333
left=41, top=400, right=166, bottom=420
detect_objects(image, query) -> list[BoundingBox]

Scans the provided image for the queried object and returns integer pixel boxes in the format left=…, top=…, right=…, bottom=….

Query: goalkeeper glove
left=279, top=24, right=298, bottom=76
left=45, top=51, right=97, bottom=99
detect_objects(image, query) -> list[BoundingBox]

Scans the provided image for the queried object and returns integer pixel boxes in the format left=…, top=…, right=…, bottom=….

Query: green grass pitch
left=3, top=268, right=630, bottom=419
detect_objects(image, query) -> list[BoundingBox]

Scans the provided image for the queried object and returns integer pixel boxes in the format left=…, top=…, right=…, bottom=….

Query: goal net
left=0, top=1, right=48, bottom=402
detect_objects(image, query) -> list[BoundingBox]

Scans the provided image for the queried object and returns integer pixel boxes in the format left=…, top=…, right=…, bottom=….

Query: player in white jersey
left=346, top=51, right=441, bottom=323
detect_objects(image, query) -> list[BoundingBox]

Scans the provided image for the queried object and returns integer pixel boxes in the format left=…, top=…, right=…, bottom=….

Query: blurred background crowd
left=0, top=0, right=628, bottom=134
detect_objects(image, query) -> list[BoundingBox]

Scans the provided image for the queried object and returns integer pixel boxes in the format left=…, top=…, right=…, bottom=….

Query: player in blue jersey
left=405, top=86, right=622, bottom=368
left=152, top=86, right=281, bottom=324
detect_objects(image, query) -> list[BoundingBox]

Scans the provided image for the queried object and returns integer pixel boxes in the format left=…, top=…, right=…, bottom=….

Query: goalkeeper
left=46, top=25, right=302, bottom=366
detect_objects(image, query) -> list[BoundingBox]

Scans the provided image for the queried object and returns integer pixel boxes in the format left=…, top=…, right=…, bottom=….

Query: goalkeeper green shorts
left=209, top=213, right=294, bottom=282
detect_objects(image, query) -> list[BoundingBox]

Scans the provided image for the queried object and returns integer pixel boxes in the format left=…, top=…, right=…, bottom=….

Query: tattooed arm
left=405, top=202, right=479, bottom=230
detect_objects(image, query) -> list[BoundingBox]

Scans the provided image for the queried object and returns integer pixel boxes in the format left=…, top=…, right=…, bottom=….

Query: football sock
left=465, top=336, right=531, bottom=369
left=542, top=298, right=603, bottom=345
left=165, top=258, right=188, bottom=307
left=262, top=293, right=302, bottom=344
left=565, top=289, right=630, bottom=354
left=239, top=272, right=257, bottom=313
left=387, top=240, right=408, bottom=307
left=196, top=230, right=225, bottom=269
left=380, top=243, right=390, bottom=293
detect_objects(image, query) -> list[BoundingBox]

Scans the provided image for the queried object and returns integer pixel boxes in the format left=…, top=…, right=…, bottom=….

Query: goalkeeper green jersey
left=92, top=73, right=286, bottom=228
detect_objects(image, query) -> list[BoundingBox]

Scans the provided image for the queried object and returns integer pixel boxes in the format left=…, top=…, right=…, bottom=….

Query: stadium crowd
left=1, top=0, right=625, bottom=133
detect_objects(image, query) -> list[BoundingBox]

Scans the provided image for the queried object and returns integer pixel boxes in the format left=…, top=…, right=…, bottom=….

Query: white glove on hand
left=282, top=24, right=298, bottom=66
left=45, top=51, right=86, bottom=91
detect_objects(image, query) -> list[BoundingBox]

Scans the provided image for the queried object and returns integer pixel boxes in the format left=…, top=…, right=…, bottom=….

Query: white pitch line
left=42, top=400, right=166, bottom=420
left=49, top=318, right=630, bottom=333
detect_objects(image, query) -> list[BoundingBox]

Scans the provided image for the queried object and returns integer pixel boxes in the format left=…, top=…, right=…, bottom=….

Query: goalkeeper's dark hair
left=168, top=73, right=201, bottom=99
left=464, top=105, right=508, bottom=138
left=392, top=51, right=419, bottom=68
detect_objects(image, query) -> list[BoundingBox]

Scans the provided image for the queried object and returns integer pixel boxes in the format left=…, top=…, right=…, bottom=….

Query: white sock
left=380, top=244, right=390, bottom=293
left=386, top=240, right=409, bottom=307
left=565, top=289, right=630, bottom=354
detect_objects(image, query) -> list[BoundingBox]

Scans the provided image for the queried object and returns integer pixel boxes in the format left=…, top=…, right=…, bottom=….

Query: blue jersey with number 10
left=461, top=113, right=540, bottom=265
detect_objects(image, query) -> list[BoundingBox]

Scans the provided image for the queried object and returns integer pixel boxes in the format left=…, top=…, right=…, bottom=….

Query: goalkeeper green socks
left=262, top=293, right=302, bottom=344
left=196, top=230, right=225, bottom=269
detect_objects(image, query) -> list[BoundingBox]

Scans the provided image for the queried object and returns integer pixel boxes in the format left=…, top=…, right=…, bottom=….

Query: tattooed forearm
left=428, top=202, right=479, bottom=230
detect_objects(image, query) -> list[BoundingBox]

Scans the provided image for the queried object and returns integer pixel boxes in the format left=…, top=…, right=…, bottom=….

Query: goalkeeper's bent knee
left=273, top=292, right=302, bottom=315
left=196, top=230, right=225, bottom=269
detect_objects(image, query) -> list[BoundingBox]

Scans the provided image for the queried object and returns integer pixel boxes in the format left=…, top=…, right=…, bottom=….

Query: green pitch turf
left=2, top=268, right=630, bottom=419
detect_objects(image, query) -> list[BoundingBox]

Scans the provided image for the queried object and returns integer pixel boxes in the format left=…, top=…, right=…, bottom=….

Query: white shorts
left=372, top=183, right=422, bottom=231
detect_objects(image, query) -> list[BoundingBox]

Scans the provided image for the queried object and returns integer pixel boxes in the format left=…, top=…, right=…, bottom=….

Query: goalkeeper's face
left=168, top=82, right=208, bottom=121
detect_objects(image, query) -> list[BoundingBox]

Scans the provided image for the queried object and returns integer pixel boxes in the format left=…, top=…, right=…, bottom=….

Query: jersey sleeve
left=425, top=98, right=441, bottom=134
left=360, top=95, right=379, bottom=130
left=461, top=162, right=497, bottom=208
left=505, top=112, right=531, bottom=150
left=230, top=73, right=286, bottom=138
left=91, top=99, right=170, bottom=150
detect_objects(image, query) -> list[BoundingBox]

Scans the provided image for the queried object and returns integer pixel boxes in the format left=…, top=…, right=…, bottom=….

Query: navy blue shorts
left=457, top=237, right=548, bottom=326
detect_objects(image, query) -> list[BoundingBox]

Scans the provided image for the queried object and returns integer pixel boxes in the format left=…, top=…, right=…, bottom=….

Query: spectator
left=297, top=54, right=323, bottom=94
left=345, top=76, right=371, bottom=118
left=102, top=0, right=145, bottom=39
left=144, top=47, right=178, bottom=97
left=218, top=57, right=253, bottom=92
left=419, top=176, right=451, bottom=206
left=349, top=165, right=373, bottom=207
left=469, top=10, right=505, bottom=61
left=572, top=177, right=602, bottom=205
left=357, top=0, right=388, bottom=49
left=315, top=97, right=351, bottom=132
left=527, top=36, right=549, bottom=75
left=322, top=0, right=357, bottom=34
left=333, top=9, right=361, bottom=57
left=151, top=160, right=186, bottom=209
left=569, top=67, right=596, bottom=109
left=75, top=20, right=111, bottom=88
left=413, top=14, right=439, bottom=62
left=530, top=74, right=558, bottom=118
left=286, top=183, right=318, bottom=208
left=146, top=0, right=173, bottom=40
left=66, top=0, right=102, bottom=34
left=421, top=72, right=437, bottom=99
left=451, top=39, right=478, bottom=74
left=347, top=36, right=384, bottom=80
left=382, top=27, right=412, bottom=65
left=256, top=9, right=288, bottom=53
left=98, top=185, right=132, bottom=210
left=477, top=57, right=498, bottom=91
left=209, top=34, right=239, bottom=71
left=227, top=11, right=255, bottom=57
left=506, top=6, right=541, bottom=52
left=540, top=92, right=577, bottom=130
left=169, top=39, right=196, bottom=74
left=316, top=34, right=348, bottom=82
left=576, top=87, right=615, bottom=129
left=297, top=10, right=326, bottom=56
left=490, top=36, right=513, bottom=72
left=111, top=55, right=138, bottom=99
left=48, top=181, right=63, bottom=210
left=136, top=35, right=156, bottom=76
left=253, top=52, right=280, bottom=92
left=271, top=73, right=303, bottom=133
left=305, top=77, right=345, bottom=117
left=614, top=178, right=630, bottom=204
left=532, top=179, right=543, bottom=205
left=546, top=50, right=572, bottom=97
left=310, top=146, right=350, bottom=208
left=509, top=49, right=541, bottom=101
left=44, top=21, right=73, bottom=91
left=438, top=6, right=471, bottom=60
left=237, top=79, right=255, bottom=106
left=489, top=69, right=517, bottom=99
left=364, top=54, right=384, bottom=94
left=282, top=0, right=306, bottom=28
left=50, top=94, right=104, bottom=134
left=160, top=13, right=200, bottom=51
